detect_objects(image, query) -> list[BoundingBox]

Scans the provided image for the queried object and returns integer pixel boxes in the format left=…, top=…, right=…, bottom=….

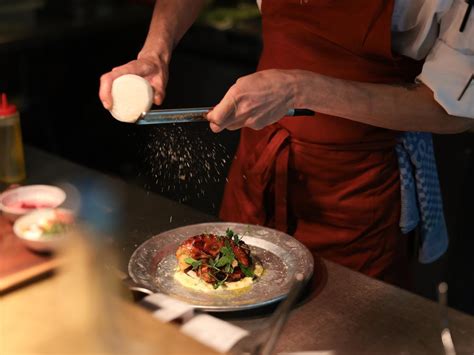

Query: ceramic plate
left=128, top=222, right=314, bottom=312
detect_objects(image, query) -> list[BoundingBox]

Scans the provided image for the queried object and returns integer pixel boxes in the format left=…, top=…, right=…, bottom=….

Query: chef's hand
left=206, top=70, right=297, bottom=133
left=99, top=53, right=169, bottom=110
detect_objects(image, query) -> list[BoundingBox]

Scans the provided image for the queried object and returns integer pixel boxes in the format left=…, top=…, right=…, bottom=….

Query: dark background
left=1, top=0, right=473, bottom=315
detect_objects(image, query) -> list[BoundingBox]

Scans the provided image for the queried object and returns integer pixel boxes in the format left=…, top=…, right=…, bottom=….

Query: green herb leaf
left=213, top=275, right=228, bottom=289
left=184, top=257, right=202, bottom=270
left=224, top=263, right=234, bottom=274
left=239, top=263, right=254, bottom=278
left=215, top=254, right=233, bottom=268
left=225, top=228, right=242, bottom=243
left=207, top=258, right=220, bottom=271
left=215, top=242, right=235, bottom=268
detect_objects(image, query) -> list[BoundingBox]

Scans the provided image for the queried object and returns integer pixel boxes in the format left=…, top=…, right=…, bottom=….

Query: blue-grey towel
left=395, top=132, right=448, bottom=263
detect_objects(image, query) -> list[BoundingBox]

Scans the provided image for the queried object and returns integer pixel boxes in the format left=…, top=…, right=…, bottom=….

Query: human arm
left=293, top=71, right=474, bottom=134
left=207, top=0, right=474, bottom=134
left=99, top=0, right=206, bottom=109
left=206, top=69, right=474, bottom=134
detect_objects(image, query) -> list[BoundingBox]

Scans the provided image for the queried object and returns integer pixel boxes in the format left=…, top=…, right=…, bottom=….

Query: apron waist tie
left=247, top=125, right=290, bottom=232
left=274, top=142, right=289, bottom=232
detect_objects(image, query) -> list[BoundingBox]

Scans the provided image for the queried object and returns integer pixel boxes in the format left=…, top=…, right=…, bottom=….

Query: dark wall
left=436, top=134, right=474, bottom=315
left=1, top=3, right=260, bottom=216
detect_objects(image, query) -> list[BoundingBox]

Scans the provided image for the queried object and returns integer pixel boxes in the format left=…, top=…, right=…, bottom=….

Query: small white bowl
left=0, top=185, right=66, bottom=222
left=13, top=208, right=75, bottom=253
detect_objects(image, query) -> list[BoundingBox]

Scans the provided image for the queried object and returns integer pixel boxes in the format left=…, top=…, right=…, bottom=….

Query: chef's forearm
left=293, top=70, right=474, bottom=134
left=139, top=0, right=207, bottom=64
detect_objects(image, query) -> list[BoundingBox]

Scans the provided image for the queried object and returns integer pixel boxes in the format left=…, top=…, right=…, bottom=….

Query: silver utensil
left=438, top=282, right=457, bottom=355
left=137, top=107, right=315, bottom=125
left=255, top=273, right=305, bottom=355
left=231, top=273, right=306, bottom=355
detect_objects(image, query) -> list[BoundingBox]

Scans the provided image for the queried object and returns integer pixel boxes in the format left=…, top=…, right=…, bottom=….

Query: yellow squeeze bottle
left=0, top=93, right=25, bottom=183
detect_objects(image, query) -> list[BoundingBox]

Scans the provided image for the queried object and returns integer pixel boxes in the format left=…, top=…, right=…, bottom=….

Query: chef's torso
left=256, top=0, right=474, bottom=118
left=257, top=0, right=417, bottom=146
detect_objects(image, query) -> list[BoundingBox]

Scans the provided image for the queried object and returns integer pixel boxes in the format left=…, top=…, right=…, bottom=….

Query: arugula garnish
left=186, top=229, right=256, bottom=289
left=215, top=240, right=235, bottom=268
left=239, top=262, right=254, bottom=278
left=207, top=257, right=221, bottom=272
left=226, top=228, right=242, bottom=244
left=184, top=257, right=202, bottom=270
left=224, top=263, right=233, bottom=274
left=213, top=275, right=228, bottom=289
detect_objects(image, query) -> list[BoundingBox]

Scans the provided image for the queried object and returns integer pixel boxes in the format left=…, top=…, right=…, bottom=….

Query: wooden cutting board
left=0, top=215, right=61, bottom=293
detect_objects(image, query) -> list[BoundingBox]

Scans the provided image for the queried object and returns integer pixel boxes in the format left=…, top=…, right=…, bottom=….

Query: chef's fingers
left=99, top=66, right=138, bottom=110
left=99, top=71, right=118, bottom=110
left=224, top=118, right=267, bottom=131
left=225, top=122, right=244, bottom=131
left=111, top=60, right=155, bottom=77
left=209, top=122, right=223, bottom=133
left=99, top=59, right=162, bottom=109
left=207, top=90, right=238, bottom=133
left=149, top=74, right=167, bottom=105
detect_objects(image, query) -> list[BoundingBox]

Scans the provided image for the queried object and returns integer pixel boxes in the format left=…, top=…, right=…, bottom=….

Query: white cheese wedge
left=110, top=74, right=154, bottom=123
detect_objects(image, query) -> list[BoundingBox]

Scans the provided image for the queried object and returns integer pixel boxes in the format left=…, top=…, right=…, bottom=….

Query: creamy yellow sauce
left=174, top=263, right=264, bottom=292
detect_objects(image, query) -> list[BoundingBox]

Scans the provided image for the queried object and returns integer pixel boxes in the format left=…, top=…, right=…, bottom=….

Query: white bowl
left=13, top=208, right=74, bottom=253
left=0, top=185, right=66, bottom=222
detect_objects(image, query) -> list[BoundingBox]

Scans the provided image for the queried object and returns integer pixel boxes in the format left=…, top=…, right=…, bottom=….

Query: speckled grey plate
left=128, top=222, right=314, bottom=312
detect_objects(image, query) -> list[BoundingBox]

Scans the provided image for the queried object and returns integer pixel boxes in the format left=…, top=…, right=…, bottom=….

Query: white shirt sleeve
left=418, top=0, right=474, bottom=118
left=393, top=0, right=474, bottom=119
left=392, top=0, right=452, bottom=60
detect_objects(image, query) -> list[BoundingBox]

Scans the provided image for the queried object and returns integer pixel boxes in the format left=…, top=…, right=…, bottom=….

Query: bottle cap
left=0, top=93, right=18, bottom=116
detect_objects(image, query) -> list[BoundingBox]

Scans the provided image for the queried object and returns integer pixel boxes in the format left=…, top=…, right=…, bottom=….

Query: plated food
left=128, top=223, right=314, bottom=312
left=175, top=229, right=264, bottom=291
left=13, top=208, right=75, bottom=252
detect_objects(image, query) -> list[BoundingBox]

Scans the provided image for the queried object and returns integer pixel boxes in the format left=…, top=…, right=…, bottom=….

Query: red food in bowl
left=0, top=185, right=66, bottom=222
left=6, top=201, right=56, bottom=211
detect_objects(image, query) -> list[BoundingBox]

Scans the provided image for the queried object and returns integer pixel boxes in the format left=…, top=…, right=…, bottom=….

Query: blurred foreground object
left=13, top=207, right=75, bottom=252
left=0, top=184, right=67, bottom=222
left=0, top=93, right=25, bottom=184
left=0, top=229, right=218, bottom=355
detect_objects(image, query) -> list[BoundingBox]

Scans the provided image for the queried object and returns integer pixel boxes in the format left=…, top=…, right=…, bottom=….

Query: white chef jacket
left=257, top=0, right=474, bottom=119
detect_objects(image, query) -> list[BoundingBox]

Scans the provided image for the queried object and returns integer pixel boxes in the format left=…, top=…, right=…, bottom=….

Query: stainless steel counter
left=16, top=146, right=474, bottom=354
left=226, top=260, right=474, bottom=354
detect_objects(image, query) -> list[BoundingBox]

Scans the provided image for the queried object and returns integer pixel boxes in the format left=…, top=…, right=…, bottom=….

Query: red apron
left=220, top=0, right=420, bottom=284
